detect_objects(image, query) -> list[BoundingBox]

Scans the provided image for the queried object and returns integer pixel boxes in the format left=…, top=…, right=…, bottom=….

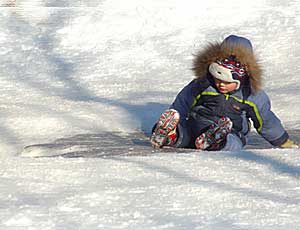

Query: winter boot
left=150, top=109, right=180, bottom=148
left=195, top=116, right=233, bottom=150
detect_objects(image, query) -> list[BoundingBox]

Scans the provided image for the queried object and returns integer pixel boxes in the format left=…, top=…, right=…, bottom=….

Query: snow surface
left=1, top=0, right=300, bottom=229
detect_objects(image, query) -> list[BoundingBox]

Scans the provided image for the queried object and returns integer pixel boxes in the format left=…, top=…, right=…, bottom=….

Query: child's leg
left=150, top=109, right=193, bottom=148
left=172, top=124, right=192, bottom=148
left=222, top=133, right=244, bottom=151
left=150, top=109, right=180, bottom=148
left=195, top=116, right=233, bottom=150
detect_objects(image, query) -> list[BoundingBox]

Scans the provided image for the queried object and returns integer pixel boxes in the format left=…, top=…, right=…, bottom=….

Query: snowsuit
left=170, top=76, right=288, bottom=150
left=164, top=35, right=289, bottom=150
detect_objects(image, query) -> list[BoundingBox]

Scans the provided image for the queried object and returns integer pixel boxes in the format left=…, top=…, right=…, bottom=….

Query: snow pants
left=174, top=123, right=245, bottom=151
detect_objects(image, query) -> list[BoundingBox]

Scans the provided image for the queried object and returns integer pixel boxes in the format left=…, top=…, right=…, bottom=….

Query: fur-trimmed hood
left=192, top=35, right=262, bottom=93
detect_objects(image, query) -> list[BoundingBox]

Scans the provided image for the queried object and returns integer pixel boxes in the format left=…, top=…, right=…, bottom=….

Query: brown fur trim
left=192, top=41, right=262, bottom=93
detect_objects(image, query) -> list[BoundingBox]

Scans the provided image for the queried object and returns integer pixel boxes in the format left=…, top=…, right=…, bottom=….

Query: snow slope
left=0, top=0, right=300, bottom=229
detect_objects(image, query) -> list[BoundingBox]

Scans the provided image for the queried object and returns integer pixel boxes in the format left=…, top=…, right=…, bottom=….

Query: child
left=150, top=35, right=299, bottom=151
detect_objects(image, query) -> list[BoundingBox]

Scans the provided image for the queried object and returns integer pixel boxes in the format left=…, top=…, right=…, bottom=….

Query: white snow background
left=1, top=0, right=300, bottom=229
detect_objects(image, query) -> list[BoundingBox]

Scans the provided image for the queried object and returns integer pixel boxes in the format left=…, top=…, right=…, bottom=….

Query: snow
left=1, top=150, right=300, bottom=229
left=0, top=0, right=300, bottom=229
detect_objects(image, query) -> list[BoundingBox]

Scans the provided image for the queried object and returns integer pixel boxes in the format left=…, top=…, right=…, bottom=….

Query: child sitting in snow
left=150, top=35, right=299, bottom=151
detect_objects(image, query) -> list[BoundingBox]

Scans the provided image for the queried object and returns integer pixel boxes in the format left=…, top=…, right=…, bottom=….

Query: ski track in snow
left=1, top=0, right=300, bottom=229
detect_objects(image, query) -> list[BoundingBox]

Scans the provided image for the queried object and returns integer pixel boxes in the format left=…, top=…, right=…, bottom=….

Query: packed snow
left=1, top=0, right=300, bottom=229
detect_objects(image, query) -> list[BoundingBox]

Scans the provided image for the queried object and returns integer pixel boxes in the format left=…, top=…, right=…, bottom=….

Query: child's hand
left=280, top=139, right=299, bottom=149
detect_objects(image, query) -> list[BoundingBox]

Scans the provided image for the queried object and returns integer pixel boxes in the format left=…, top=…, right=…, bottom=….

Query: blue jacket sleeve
left=248, top=90, right=288, bottom=146
left=169, top=80, right=197, bottom=123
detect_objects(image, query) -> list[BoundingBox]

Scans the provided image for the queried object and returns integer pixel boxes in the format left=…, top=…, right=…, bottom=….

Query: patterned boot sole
left=195, top=116, right=233, bottom=150
left=150, top=109, right=180, bottom=148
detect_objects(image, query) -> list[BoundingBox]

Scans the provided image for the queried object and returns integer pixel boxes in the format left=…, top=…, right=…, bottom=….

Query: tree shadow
left=147, top=211, right=248, bottom=230
left=224, top=150, right=300, bottom=178
left=111, top=157, right=300, bottom=205
left=3, top=9, right=171, bottom=141
left=5, top=8, right=171, bottom=136
left=0, top=111, right=22, bottom=155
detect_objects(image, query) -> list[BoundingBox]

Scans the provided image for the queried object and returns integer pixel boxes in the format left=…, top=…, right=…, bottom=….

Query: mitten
left=280, top=139, right=299, bottom=149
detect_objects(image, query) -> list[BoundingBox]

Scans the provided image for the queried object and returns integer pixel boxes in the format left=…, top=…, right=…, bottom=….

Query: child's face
left=214, top=78, right=238, bottom=94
